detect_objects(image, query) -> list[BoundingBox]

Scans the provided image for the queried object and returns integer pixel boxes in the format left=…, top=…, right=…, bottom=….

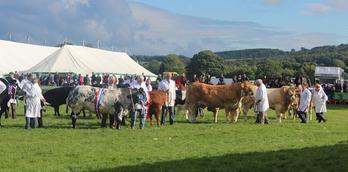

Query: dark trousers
left=316, top=112, right=326, bottom=123
left=161, top=106, right=175, bottom=125
left=255, top=112, right=269, bottom=124
left=298, top=111, right=307, bottom=123
left=25, top=117, right=37, bottom=129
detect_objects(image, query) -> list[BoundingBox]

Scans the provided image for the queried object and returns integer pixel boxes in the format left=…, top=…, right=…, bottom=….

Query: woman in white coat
left=24, top=79, right=45, bottom=129
left=313, top=84, right=328, bottom=123
left=255, top=79, right=269, bottom=124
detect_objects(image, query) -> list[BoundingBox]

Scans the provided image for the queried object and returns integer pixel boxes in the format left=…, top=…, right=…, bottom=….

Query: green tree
left=146, top=60, right=162, bottom=74
left=187, top=50, right=224, bottom=77
left=256, top=59, right=283, bottom=79
left=161, top=54, right=186, bottom=74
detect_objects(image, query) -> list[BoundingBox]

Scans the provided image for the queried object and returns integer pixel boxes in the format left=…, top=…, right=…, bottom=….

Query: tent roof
left=0, top=40, right=59, bottom=74
left=26, top=45, right=156, bottom=76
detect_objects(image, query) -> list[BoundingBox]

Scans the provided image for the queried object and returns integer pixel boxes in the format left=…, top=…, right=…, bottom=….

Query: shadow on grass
left=90, top=142, right=348, bottom=172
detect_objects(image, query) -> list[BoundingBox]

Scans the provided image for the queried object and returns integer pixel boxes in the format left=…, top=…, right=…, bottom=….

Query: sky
left=0, top=0, right=348, bottom=56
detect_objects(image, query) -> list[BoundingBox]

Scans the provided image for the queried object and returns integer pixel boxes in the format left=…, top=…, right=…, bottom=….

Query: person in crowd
left=117, top=76, right=124, bottom=88
left=48, top=73, right=54, bottom=86
left=313, top=84, right=328, bottom=123
left=54, top=73, right=59, bottom=86
left=156, top=74, right=163, bottom=83
left=242, top=74, right=249, bottom=81
left=175, top=73, right=189, bottom=86
left=96, top=74, right=102, bottom=87
left=199, top=74, right=205, bottom=83
left=102, top=73, right=109, bottom=88
left=14, top=71, right=20, bottom=79
left=158, top=72, right=176, bottom=125
left=146, top=78, right=153, bottom=92
left=237, top=74, right=242, bottom=83
left=91, top=72, right=96, bottom=86
left=129, top=76, right=149, bottom=129
left=8, top=79, right=18, bottom=119
left=123, top=76, right=131, bottom=88
left=297, top=83, right=312, bottom=123
left=255, top=79, right=269, bottom=124
left=218, top=74, right=225, bottom=85
left=78, top=74, right=84, bottom=86
left=84, top=74, right=91, bottom=86
left=192, top=74, right=199, bottom=83
left=108, top=74, right=117, bottom=89
left=204, top=74, right=211, bottom=84
left=142, top=73, right=146, bottom=82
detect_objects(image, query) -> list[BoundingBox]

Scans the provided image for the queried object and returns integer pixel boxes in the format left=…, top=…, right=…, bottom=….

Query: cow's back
left=44, top=86, right=74, bottom=106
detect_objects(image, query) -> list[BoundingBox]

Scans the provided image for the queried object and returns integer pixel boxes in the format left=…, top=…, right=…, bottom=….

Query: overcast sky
left=1, top=0, right=347, bottom=56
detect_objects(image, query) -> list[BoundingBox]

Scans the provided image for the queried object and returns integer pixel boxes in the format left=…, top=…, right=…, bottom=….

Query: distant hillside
left=216, top=48, right=287, bottom=60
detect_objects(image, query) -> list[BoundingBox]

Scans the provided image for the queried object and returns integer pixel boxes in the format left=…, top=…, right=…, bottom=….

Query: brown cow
left=148, top=90, right=167, bottom=127
left=240, top=86, right=297, bottom=123
left=185, top=81, right=254, bottom=123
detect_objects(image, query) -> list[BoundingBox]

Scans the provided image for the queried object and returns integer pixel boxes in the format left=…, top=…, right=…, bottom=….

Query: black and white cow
left=44, top=86, right=74, bottom=116
left=67, top=86, right=143, bottom=129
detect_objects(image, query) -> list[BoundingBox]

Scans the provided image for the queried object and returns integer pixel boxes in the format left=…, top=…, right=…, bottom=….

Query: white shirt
left=158, top=79, right=176, bottom=106
left=255, top=83, right=269, bottom=112
left=299, top=88, right=312, bottom=112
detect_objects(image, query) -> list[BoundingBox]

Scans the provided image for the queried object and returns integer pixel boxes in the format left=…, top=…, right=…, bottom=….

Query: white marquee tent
left=0, top=40, right=58, bottom=74
left=26, top=44, right=156, bottom=77
left=315, top=66, right=344, bottom=80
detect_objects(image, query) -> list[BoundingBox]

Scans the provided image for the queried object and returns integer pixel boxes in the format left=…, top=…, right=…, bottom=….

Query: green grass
left=0, top=103, right=347, bottom=172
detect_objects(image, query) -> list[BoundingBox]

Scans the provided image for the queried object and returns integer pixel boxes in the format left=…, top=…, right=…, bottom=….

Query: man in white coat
left=23, top=78, right=45, bottom=129
left=254, top=79, right=269, bottom=124
left=313, top=84, right=328, bottom=123
left=298, top=83, right=312, bottom=123
left=158, top=72, right=176, bottom=125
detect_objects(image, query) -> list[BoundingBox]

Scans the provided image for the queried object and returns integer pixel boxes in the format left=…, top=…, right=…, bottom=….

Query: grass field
left=0, top=103, right=347, bottom=172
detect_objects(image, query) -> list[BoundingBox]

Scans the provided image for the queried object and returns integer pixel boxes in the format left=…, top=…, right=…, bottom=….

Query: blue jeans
left=161, top=106, right=175, bottom=125
left=25, top=117, right=37, bottom=129
left=131, top=109, right=146, bottom=129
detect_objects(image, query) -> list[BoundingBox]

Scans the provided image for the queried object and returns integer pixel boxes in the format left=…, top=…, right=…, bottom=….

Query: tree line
left=132, top=44, right=348, bottom=81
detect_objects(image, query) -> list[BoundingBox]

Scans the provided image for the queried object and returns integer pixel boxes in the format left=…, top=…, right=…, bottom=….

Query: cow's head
left=283, top=86, right=297, bottom=107
left=240, top=81, right=254, bottom=97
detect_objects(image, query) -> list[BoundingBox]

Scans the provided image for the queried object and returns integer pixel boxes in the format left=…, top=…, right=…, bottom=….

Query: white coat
left=299, top=88, right=312, bottom=112
left=25, top=83, right=44, bottom=118
left=313, top=88, right=328, bottom=113
left=158, top=79, right=176, bottom=106
left=255, top=83, right=269, bottom=112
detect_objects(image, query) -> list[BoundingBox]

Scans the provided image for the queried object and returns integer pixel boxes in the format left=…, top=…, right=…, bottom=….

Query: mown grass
left=0, top=103, right=347, bottom=172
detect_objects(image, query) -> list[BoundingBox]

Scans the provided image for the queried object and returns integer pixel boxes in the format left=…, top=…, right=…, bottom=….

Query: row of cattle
left=0, top=79, right=302, bottom=128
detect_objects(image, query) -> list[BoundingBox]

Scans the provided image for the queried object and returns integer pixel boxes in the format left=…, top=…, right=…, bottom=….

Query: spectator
left=218, top=74, right=225, bottom=85
left=158, top=72, right=176, bottom=125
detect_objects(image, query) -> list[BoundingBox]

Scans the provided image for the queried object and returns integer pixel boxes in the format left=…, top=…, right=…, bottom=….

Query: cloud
left=328, top=0, right=348, bottom=10
left=263, top=0, right=282, bottom=6
left=301, top=3, right=332, bottom=16
left=0, top=0, right=344, bottom=55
